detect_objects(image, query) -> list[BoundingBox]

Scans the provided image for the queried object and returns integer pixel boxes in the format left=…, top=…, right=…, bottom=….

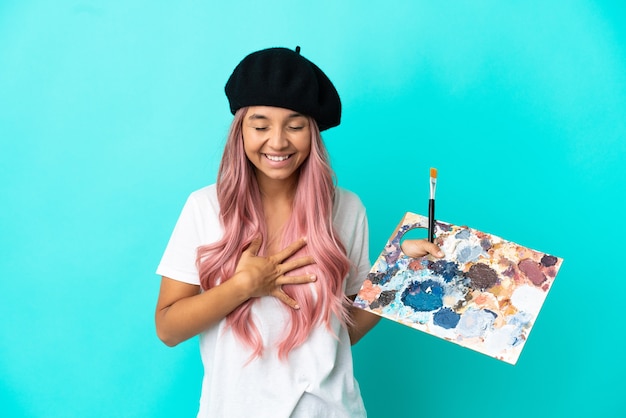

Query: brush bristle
left=430, top=167, right=438, bottom=178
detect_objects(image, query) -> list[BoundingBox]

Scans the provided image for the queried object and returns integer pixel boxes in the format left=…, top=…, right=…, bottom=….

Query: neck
left=256, top=173, right=299, bottom=203
left=257, top=175, right=298, bottom=254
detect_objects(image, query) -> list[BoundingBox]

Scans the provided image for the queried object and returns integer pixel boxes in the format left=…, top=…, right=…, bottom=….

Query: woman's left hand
left=401, top=239, right=444, bottom=258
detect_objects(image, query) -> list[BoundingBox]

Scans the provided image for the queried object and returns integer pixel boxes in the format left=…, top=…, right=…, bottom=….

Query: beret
left=225, top=46, right=341, bottom=131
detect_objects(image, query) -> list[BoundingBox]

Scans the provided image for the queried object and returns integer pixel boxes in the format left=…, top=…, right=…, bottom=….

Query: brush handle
left=428, top=199, right=435, bottom=243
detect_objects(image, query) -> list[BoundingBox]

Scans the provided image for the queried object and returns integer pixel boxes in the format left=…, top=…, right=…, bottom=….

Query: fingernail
left=310, top=274, right=317, bottom=281
left=294, top=304, right=300, bottom=310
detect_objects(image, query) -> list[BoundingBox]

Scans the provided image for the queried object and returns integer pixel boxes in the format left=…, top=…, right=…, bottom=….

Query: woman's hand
left=401, top=239, right=444, bottom=259
left=156, top=236, right=315, bottom=346
left=233, top=236, right=317, bottom=309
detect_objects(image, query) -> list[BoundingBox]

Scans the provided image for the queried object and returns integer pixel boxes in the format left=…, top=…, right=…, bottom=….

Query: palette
left=353, top=213, right=563, bottom=365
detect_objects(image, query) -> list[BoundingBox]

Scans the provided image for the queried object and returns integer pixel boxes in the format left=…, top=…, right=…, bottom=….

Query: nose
left=266, top=128, right=289, bottom=150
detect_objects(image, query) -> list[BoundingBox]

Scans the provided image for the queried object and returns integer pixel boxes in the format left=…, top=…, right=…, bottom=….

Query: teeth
left=265, top=154, right=290, bottom=162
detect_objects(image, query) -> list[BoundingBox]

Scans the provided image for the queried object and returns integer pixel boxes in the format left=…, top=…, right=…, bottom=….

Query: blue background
left=2, top=1, right=625, bottom=417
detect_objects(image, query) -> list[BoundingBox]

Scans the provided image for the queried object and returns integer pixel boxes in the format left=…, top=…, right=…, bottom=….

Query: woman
left=155, top=46, right=442, bottom=417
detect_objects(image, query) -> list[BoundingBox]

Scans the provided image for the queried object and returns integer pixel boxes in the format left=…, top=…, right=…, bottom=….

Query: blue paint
left=367, top=271, right=386, bottom=285
left=484, top=309, right=497, bottom=318
left=508, top=311, right=532, bottom=328
left=368, top=265, right=401, bottom=286
left=401, top=280, right=443, bottom=312
left=456, top=244, right=483, bottom=263
left=428, top=260, right=461, bottom=282
left=480, top=238, right=492, bottom=251
left=433, top=307, right=461, bottom=329
left=380, top=265, right=400, bottom=286
left=370, top=290, right=397, bottom=309
left=455, top=229, right=471, bottom=239
left=457, top=308, right=497, bottom=338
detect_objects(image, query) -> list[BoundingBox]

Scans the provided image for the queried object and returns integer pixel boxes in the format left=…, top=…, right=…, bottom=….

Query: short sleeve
left=156, top=186, right=222, bottom=285
left=333, top=189, right=371, bottom=296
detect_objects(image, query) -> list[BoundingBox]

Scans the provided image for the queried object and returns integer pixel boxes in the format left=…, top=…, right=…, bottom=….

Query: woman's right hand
left=233, top=236, right=317, bottom=309
left=155, top=236, right=316, bottom=346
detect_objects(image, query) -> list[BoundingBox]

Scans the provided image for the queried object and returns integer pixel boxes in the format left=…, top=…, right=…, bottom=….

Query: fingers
left=272, top=274, right=317, bottom=309
left=271, top=238, right=315, bottom=276
left=244, top=235, right=263, bottom=256
left=278, top=255, right=316, bottom=276
left=271, top=288, right=301, bottom=310
left=276, top=273, right=317, bottom=286
left=424, top=241, right=445, bottom=258
left=271, top=237, right=308, bottom=263
left=401, top=239, right=444, bottom=258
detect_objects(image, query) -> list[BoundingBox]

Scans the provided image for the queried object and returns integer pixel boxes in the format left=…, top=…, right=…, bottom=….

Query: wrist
left=225, top=272, right=254, bottom=303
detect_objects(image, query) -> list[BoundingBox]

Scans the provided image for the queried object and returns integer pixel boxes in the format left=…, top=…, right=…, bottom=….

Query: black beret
left=225, top=46, right=341, bottom=131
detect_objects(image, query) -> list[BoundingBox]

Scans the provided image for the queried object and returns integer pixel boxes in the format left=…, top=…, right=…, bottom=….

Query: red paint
left=518, top=259, right=546, bottom=286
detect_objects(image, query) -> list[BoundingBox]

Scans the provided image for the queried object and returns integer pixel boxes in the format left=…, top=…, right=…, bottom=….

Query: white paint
left=511, top=284, right=546, bottom=314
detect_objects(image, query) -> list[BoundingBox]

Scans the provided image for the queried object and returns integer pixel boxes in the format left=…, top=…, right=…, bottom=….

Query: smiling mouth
left=264, top=154, right=292, bottom=162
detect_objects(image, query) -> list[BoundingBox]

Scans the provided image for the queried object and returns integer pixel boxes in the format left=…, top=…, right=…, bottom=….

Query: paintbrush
left=428, top=167, right=437, bottom=243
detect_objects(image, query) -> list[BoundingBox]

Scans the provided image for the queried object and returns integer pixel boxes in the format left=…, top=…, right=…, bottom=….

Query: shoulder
left=333, top=186, right=367, bottom=226
left=175, top=184, right=221, bottom=226
left=188, top=183, right=218, bottom=202
left=333, top=187, right=370, bottom=282
left=185, top=184, right=219, bottom=210
left=334, top=187, right=365, bottom=212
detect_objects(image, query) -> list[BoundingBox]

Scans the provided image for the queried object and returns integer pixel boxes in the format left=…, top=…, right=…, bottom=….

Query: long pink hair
left=196, top=108, right=351, bottom=360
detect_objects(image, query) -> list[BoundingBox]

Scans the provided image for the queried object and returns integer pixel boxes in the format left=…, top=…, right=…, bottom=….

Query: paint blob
left=518, top=259, right=547, bottom=286
left=429, top=260, right=462, bottom=282
left=511, top=285, right=545, bottom=314
left=541, top=254, right=558, bottom=267
left=467, top=263, right=499, bottom=290
left=370, top=290, right=396, bottom=309
left=457, top=308, right=497, bottom=338
left=401, top=280, right=444, bottom=312
left=433, top=307, right=461, bottom=329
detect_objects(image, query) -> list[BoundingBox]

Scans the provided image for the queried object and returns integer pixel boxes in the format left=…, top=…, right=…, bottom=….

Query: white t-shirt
left=156, top=184, right=370, bottom=417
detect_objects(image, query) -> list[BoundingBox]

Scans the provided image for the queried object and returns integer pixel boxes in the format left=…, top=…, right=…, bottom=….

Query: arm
left=347, top=297, right=381, bottom=345
left=155, top=276, right=250, bottom=347
left=155, top=236, right=316, bottom=347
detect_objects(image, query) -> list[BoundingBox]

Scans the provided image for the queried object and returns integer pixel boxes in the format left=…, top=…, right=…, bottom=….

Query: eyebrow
left=247, top=112, right=305, bottom=121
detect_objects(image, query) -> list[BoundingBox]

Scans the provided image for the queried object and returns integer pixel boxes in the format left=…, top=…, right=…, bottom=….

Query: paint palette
left=353, top=212, right=563, bottom=365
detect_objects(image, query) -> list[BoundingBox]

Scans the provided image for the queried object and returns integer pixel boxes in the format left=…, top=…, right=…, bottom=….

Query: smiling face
left=242, top=106, right=312, bottom=190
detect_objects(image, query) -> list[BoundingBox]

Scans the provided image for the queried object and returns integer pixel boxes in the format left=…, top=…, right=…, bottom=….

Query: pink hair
left=196, top=108, right=351, bottom=360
